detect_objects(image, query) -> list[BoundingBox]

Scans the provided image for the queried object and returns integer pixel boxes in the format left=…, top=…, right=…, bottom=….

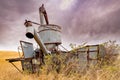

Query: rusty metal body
left=77, top=45, right=106, bottom=68
left=65, top=45, right=106, bottom=70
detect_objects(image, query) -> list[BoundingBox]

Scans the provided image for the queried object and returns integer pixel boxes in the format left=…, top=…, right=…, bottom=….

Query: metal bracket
left=10, top=62, right=23, bottom=74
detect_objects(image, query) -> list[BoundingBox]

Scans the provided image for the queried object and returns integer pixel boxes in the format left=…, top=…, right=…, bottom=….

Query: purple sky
left=0, top=0, right=120, bottom=50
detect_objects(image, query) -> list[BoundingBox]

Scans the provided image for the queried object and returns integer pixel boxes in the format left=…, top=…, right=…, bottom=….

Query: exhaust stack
left=39, top=4, right=49, bottom=25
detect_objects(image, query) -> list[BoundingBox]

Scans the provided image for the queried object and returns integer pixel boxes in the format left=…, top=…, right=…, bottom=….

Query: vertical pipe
left=44, top=12, right=49, bottom=25
left=39, top=4, right=49, bottom=25
left=39, top=8, right=44, bottom=25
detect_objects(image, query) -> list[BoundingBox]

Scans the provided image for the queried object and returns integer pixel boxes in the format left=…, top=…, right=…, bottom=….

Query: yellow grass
left=0, top=51, right=40, bottom=80
left=0, top=51, right=120, bottom=80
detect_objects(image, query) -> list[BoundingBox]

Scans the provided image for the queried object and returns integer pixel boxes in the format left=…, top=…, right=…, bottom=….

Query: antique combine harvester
left=6, top=4, right=106, bottom=73
left=6, top=4, right=62, bottom=73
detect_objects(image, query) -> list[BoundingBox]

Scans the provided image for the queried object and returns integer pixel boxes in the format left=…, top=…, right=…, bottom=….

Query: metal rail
left=10, top=62, right=23, bottom=74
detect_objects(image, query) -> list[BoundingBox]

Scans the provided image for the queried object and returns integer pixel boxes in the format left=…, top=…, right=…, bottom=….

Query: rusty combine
left=6, top=4, right=106, bottom=73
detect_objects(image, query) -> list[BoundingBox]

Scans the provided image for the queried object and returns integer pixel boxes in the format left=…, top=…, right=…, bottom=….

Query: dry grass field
left=0, top=44, right=120, bottom=80
left=0, top=51, right=40, bottom=80
left=0, top=51, right=22, bottom=80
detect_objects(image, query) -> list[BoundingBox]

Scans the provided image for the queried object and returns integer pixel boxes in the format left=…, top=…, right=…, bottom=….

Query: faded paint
left=25, top=25, right=50, bottom=54
left=38, top=24, right=61, bottom=51
left=20, top=41, right=34, bottom=58
left=77, top=45, right=106, bottom=67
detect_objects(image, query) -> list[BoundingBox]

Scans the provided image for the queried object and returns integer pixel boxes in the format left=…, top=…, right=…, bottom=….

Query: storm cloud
left=0, top=0, right=120, bottom=50
left=59, top=0, right=120, bottom=45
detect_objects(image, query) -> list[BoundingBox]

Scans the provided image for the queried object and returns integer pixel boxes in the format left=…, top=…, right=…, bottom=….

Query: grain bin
left=38, top=24, right=61, bottom=51
left=38, top=4, right=62, bottom=51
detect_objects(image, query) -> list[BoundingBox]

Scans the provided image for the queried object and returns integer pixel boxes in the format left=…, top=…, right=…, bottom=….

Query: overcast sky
left=0, top=0, right=120, bottom=51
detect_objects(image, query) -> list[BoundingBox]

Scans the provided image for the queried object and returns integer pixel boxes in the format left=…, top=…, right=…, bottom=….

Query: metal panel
left=78, top=52, right=87, bottom=61
left=38, top=27, right=61, bottom=43
left=89, top=46, right=97, bottom=51
left=89, top=52, right=98, bottom=59
left=78, top=47, right=87, bottom=52
left=78, top=52, right=88, bottom=68
left=20, top=41, right=34, bottom=58
left=38, top=25, right=61, bottom=50
left=74, top=45, right=106, bottom=69
left=99, top=45, right=106, bottom=58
